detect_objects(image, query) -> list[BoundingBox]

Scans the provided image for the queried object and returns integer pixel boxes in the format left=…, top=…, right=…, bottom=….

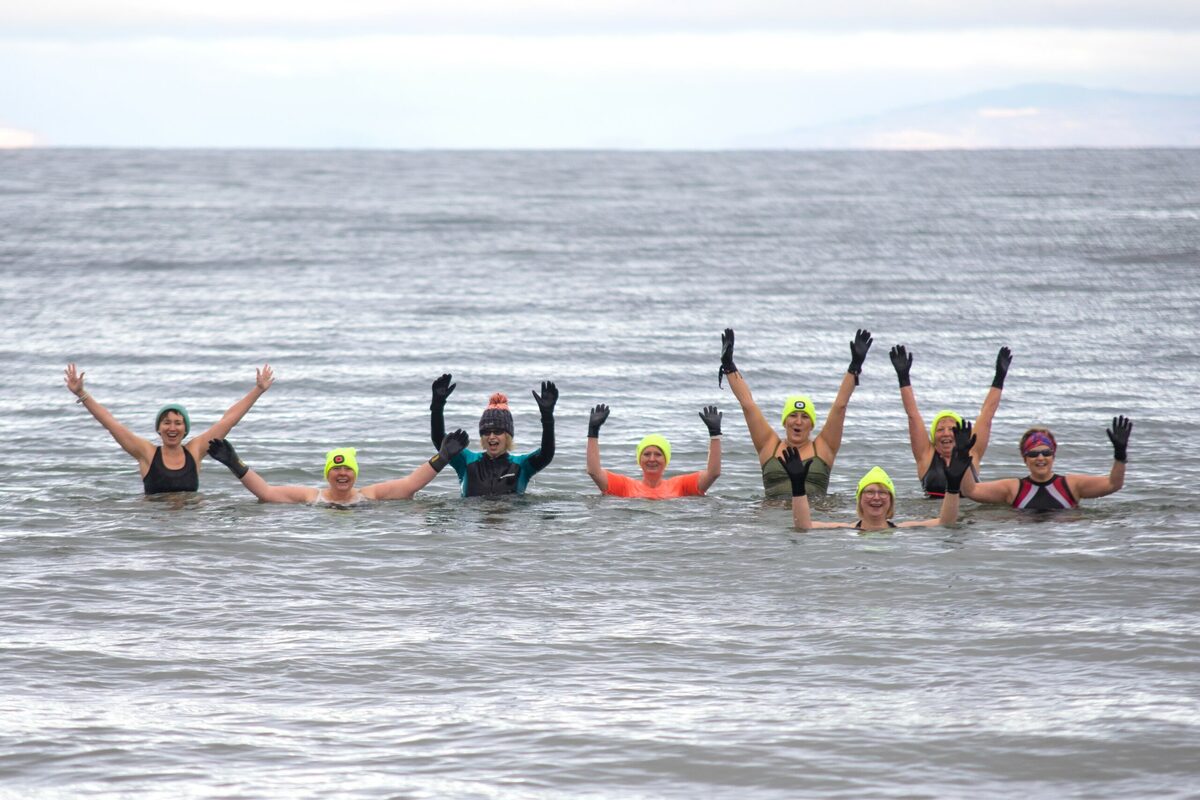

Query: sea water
left=1, top=149, right=1199, bottom=798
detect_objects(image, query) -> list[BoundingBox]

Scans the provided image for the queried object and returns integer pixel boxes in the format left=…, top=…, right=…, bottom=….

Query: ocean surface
left=1, top=148, right=1199, bottom=798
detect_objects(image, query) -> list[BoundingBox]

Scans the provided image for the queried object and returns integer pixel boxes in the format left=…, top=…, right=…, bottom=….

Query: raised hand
left=430, top=373, right=456, bottom=410
left=889, top=345, right=912, bottom=388
left=64, top=363, right=86, bottom=397
left=718, top=328, right=737, bottom=388
left=699, top=405, right=722, bottom=437
left=848, top=329, right=873, bottom=379
left=207, top=438, right=249, bottom=478
left=777, top=446, right=812, bottom=497
left=533, top=380, right=558, bottom=418
left=256, top=363, right=275, bottom=392
left=588, top=404, right=610, bottom=438
left=945, top=422, right=977, bottom=494
left=993, top=347, right=1013, bottom=389
left=1107, top=415, right=1132, bottom=462
left=430, top=429, right=469, bottom=472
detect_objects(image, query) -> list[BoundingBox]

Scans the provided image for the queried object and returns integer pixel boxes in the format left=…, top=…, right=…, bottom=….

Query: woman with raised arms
left=429, top=374, right=557, bottom=497
left=586, top=404, right=722, bottom=499
left=888, top=344, right=1012, bottom=497
left=779, top=423, right=975, bottom=531
left=718, top=328, right=873, bottom=500
left=205, top=431, right=469, bottom=507
left=963, top=417, right=1132, bottom=511
left=64, top=362, right=274, bottom=494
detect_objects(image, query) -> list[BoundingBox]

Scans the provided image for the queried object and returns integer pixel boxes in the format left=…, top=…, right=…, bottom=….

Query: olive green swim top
left=761, top=453, right=831, bottom=500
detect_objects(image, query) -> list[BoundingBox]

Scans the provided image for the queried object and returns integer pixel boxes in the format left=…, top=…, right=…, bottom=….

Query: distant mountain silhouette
left=744, top=84, right=1200, bottom=149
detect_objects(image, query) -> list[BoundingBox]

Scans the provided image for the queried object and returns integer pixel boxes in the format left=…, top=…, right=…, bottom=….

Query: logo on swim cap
left=780, top=395, right=818, bottom=428
left=792, top=400, right=806, bottom=410
left=333, top=455, right=345, bottom=465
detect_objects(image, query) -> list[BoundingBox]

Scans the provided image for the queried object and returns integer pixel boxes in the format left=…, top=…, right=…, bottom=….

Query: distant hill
left=745, top=84, right=1200, bottom=149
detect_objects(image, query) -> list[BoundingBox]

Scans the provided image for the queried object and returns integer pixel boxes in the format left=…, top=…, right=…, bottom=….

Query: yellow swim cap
left=856, top=466, right=895, bottom=502
left=781, top=395, right=817, bottom=428
left=324, top=447, right=359, bottom=479
left=636, top=434, right=671, bottom=467
left=929, top=410, right=964, bottom=442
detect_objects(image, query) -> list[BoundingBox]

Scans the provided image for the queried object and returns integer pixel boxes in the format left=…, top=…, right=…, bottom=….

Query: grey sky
left=1, top=1, right=1197, bottom=148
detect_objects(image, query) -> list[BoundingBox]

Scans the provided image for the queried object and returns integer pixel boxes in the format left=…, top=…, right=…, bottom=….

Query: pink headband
left=1022, top=432, right=1056, bottom=454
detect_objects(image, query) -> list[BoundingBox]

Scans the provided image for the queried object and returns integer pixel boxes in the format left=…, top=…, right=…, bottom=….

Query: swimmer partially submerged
left=207, top=431, right=469, bottom=505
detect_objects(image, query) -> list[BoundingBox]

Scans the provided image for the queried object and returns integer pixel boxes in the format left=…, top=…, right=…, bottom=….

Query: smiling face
left=325, top=465, right=357, bottom=493
left=933, top=417, right=958, bottom=456
left=638, top=445, right=667, bottom=477
left=1023, top=448, right=1056, bottom=481
left=856, top=484, right=895, bottom=521
left=783, top=411, right=814, bottom=445
left=479, top=430, right=512, bottom=458
left=157, top=411, right=187, bottom=446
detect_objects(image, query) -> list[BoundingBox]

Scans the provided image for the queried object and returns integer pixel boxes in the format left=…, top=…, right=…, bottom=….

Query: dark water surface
left=1, top=149, right=1199, bottom=798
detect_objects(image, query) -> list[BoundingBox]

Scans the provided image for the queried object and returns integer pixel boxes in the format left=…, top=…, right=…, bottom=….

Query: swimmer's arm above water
left=698, top=405, right=722, bottom=493
left=207, top=438, right=314, bottom=503
left=64, top=363, right=155, bottom=465
left=367, top=430, right=469, bottom=501
left=780, top=447, right=841, bottom=530
left=191, top=364, right=274, bottom=453
left=719, top=330, right=779, bottom=460
left=585, top=404, right=609, bottom=492
left=1068, top=416, right=1131, bottom=500
left=814, top=329, right=872, bottom=468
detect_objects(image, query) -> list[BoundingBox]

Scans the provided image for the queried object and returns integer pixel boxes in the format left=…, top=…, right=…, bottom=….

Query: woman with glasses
left=778, top=435, right=973, bottom=531
left=962, top=417, right=1132, bottom=510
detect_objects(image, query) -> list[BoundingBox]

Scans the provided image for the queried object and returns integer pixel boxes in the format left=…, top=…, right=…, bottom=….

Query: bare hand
left=256, top=363, right=275, bottom=391
left=64, top=363, right=86, bottom=396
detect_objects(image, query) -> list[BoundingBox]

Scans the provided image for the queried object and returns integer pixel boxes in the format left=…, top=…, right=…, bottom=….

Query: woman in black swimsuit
left=64, top=362, right=274, bottom=494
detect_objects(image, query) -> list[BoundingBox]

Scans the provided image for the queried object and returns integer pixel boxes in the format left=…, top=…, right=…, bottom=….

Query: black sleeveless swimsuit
left=143, top=447, right=199, bottom=494
left=921, top=453, right=978, bottom=498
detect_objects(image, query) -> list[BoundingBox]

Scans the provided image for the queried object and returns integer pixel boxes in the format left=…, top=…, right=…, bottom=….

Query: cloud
left=978, top=107, right=1040, bottom=118
left=3, top=0, right=1199, bottom=39
left=0, top=126, right=41, bottom=148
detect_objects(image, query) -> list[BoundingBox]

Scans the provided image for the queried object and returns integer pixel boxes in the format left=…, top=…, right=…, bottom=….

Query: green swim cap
left=636, top=434, right=671, bottom=467
left=324, top=447, right=359, bottom=479
left=856, top=466, right=895, bottom=502
left=930, top=410, right=964, bottom=442
left=155, top=404, right=190, bottom=436
left=781, top=395, right=817, bottom=428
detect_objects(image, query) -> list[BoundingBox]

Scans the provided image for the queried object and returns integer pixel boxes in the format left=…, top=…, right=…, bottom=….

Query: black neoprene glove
left=945, top=422, right=977, bottom=494
left=207, top=438, right=248, bottom=479
left=889, top=344, right=912, bottom=388
left=848, top=329, right=873, bottom=384
left=429, top=429, right=469, bottom=473
left=699, top=405, right=722, bottom=437
left=431, top=373, right=455, bottom=411
left=993, top=347, right=1013, bottom=390
left=588, top=404, right=610, bottom=438
left=533, top=380, right=558, bottom=420
left=718, top=328, right=738, bottom=388
left=777, top=446, right=811, bottom=497
left=1107, top=415, right=1132, bottom=462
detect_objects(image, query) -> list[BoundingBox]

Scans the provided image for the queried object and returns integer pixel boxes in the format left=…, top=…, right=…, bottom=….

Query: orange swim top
left=602, top=471, right=704, bottom=499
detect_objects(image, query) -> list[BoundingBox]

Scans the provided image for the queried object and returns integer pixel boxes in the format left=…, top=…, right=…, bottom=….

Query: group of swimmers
left=63, top=328, right=1133, bottom=530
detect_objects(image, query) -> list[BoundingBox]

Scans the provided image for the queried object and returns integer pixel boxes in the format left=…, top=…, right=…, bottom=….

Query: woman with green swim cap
left=718, top=328, right=872, bottom=500
left=205, top=431, right=469, bottom=506
left=585, top=404, right=722, bottom=499
left=777, top=424, right=975, bottom=531
left=63, top=362, right=274, bottom=495
left=888, top=344, right=1012, bottom=497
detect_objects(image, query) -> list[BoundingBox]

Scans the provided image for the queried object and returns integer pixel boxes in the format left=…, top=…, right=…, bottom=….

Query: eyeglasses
left=1023, top=449, right=1055, bottom=459
left=861, top=489, right=891, bottom=498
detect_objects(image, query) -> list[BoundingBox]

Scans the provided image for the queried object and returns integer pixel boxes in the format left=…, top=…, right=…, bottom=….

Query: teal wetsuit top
left=431, top=405, right=555, bottom=497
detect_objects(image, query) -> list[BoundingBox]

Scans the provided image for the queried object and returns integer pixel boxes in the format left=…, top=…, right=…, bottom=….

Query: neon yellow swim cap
left=930, top=410, right=964, bottom=443
left=324, top=447, right=359, bottom=479
left=856, top=466, right=895, bottom=502
left=636, top=434, right=671, bottom=467
left=781, top=395, right=817, bottom=428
